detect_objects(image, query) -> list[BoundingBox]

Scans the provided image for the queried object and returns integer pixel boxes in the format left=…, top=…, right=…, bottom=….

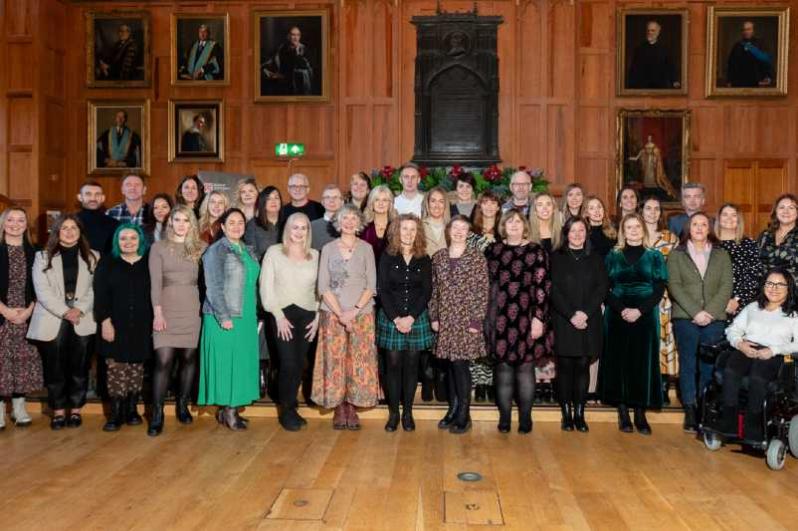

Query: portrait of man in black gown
left=255, top=11, right=328, bottom=101
left=619, top=11, right=685, bottom=95
left=88, top=13, right=150, bottom=87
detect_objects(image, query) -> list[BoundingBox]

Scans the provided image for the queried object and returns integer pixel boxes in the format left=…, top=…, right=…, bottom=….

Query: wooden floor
left=2, top=411, right=797, bottom=530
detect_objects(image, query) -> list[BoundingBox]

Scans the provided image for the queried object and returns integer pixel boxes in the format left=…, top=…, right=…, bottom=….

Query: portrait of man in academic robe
left=172, top=14, right=229, bottom=86
left=87, top=13, right=150, bottom=88
left=254, top=11, right=329, bottom=102
left=96, top=110, right=142, bottom=169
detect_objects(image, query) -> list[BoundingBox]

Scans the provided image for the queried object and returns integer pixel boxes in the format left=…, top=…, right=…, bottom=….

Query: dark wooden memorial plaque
left=411, top=4, right=502, bottom=167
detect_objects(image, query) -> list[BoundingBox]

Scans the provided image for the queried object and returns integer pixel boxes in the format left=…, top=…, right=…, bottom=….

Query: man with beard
left=181, top=114, right=209, bottom=152
left=96, top=23, right=141, bottom=81
left=261, top=26, right=315, bottom=95
left=627, top=20, right=680, bottom=90
left=727, top=20, right=773, bottom=87
left=75, top=181, right=119, bottom=254
left=96, top=110, right=142, bottom=169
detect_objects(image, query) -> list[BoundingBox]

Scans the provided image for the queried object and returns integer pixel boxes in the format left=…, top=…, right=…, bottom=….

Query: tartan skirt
left=376, top=309, right=434, bottom=351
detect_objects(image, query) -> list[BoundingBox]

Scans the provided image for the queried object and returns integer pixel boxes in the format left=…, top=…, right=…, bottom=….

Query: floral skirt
left=659, top=292, right=679, bottom=376
left=312, top=311, right=379, bottom=409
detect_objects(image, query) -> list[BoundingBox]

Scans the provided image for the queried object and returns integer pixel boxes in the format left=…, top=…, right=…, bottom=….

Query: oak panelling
left=7, top=43, right=34, bottom=93
left=549, top=2, right=576, bottom=101
left=517, top=3, right=543, bottom=99
left=578, top=106, right=609, bottom=156
left=517, top=104, right=543, bottom=166
left=8, top=98, right=34, bottom=146
left=690, top=106, right=724, bottom=157
left=8, top=151, right=31, bottom=201
left=546, top=104, right=575, bottom=182
left=6, top=0, right=32, bottom=37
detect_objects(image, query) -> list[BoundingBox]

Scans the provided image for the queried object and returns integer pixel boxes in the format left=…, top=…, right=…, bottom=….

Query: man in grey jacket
left=311, top=184, right=343, bottom=251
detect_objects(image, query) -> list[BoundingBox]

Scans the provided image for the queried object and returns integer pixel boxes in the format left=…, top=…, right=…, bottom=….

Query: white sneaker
left=0, top=400, right=5, bottom=430
left=11, top=397, right=31, bottom=427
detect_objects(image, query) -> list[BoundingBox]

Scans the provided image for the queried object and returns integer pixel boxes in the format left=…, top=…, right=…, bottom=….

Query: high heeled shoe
left=617, top=405, right=633, bottom=433
left=633, top=408, right=651, bottom=436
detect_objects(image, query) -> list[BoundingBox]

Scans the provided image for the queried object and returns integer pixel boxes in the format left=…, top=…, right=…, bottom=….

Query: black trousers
left=271, top=305, right=316, bottom=410
left=38, top=320, right=93, bottom=411
left=557, top=356, right=590, bottom=404
left=722, top=350, right=783, bottom=416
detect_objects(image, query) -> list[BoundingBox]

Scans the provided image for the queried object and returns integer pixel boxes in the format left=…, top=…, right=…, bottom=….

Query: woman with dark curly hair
left=175, top=174, right=206, bottom=219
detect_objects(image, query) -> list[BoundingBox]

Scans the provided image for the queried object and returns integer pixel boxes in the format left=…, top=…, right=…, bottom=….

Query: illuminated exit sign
left=275, top=143, right=305, bottom=158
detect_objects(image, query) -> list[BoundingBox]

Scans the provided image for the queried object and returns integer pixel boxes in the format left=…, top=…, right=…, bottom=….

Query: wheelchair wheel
left=766, top=439, right=787, bottom=471
left=703, top=431, right=722, bottom=451
left=789, top=415, right=798, bottom=457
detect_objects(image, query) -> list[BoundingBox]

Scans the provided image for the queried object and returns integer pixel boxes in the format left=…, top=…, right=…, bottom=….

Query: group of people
left=1, top=165, right=797, bottom=444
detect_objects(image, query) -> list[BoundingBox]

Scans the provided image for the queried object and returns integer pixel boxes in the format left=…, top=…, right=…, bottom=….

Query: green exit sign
left=275, top=143, right=305, bottom=158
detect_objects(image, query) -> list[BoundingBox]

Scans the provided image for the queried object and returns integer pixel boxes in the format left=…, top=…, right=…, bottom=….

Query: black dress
left=550, top=248, right=608, bottom=358
left=93, top=255, right=153, bottom=363
left=589, top=225, right=615, bottom=258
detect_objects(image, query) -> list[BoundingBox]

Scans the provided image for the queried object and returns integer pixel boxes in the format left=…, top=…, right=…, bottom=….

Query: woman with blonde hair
left=147, top=205, right=207, bottom=436
left=529, top=192, right=562, bottom=253
left=422, top=186, right=451, bottom=257
left=198, top=191, right=230, bottom=244
left=377, top=214, right=433, bottom=432
left=260, top=213, right=319, bottom=431
left=600, top=213, right=668, bottom=435
left=233, top=178, right=259, bottom=221
left=716, top=203, right=761, bottom=314
left=360, top=184, right=396, bottom=263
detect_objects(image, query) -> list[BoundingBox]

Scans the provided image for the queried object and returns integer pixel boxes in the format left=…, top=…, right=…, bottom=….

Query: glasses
left=511, top=182, right=531, bottom=188
left=288, top=185, right=308, bottom=190
left=765, top=281, right=789, bottom=289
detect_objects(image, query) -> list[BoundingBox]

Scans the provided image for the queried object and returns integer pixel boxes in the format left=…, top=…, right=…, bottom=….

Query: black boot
left=617, top=404, right=633, bottom=433
left=438, top=395, right=458, bottom=429
left=279, top=406, right=303, bottom=432
left=449, top=398, right=472, bottom=434
left=385, top=407, right=400, bottom=432
left=662, top=379, right=671, bottom=406
left=634, top=408, right=652, bottom=435
left=125, top=394, right=143, bottom=426
left=147, top=404, right=164, bottom=437
left=401, top=407, right=416, bottom=432
left=103, top=398, right=123, bottom=432
left=497, top=408, right=511, bottom=433
left=683, top=404, right=697, bottom=433
left=474, top=384, right=487, bottom=403
left=175, top=396, right=193, bottom=425
left=573, top=403, right=589, bottom=432
left=560, top=402, right=574, bottom=432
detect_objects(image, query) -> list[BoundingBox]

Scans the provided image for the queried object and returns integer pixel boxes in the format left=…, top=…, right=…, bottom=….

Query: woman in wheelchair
left=721, top=267, right=798, bottom=441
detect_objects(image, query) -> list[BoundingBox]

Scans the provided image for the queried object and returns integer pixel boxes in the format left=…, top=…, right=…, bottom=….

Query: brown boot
left=346, top=402, right=361, bottom=431
left=333, top=404, right=347, bottom=430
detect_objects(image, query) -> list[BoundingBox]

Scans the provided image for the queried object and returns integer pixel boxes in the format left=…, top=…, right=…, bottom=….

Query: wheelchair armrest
left=699, top=339, right=731, bottom=361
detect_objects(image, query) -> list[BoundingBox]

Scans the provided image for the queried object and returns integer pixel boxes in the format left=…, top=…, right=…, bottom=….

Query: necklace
left=567, top=247, right=584, bottom=261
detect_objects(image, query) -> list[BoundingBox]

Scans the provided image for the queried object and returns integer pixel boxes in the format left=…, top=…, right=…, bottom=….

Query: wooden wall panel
left=0, top=0, right=794, bottom=237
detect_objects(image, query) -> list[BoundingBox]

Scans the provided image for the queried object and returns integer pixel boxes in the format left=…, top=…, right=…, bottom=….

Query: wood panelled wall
left=2, top=0, right=797, bottom=236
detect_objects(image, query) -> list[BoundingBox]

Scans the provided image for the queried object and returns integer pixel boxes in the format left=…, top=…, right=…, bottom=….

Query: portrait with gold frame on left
left=88, top=100, right=150, bottom=176
left=86, top=11, right=151, bottom=88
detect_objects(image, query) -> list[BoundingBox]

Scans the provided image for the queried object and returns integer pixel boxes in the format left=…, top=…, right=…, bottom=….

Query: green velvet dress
left=599, top=247, right=667, bottom=408
left=198, top=246, right=261, bottom=408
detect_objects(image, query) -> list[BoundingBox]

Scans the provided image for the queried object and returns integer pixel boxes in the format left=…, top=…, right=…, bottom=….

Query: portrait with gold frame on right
left=706, top=6, right=790, bottom=97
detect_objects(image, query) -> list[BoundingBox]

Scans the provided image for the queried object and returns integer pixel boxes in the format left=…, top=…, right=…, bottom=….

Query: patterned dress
left=651, top=230, right=679, bottom=376
left=0, top=245, right=43, bottom=395
left=757, top=227, right=798, bottom=281
left=485, top=241, right=551, bottom=366
left=718, top=237, right=762, bottom=313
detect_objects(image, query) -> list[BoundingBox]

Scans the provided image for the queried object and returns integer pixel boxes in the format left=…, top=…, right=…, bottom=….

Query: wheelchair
left=699, top=341, right=798, bottom=471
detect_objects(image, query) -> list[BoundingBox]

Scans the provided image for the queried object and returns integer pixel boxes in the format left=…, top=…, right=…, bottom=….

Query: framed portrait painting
left=171, top=13, right=230, bottom=86
left=86, top=11, right=151, bottom=88
left=617, top=9, right=688, bottom=96
left=253, top=10, right=330, bottom=102
left=88, top=100, right=150, bottom=175
left=617, top=109, right=690, bottom=207
left=706, top=7, right=790, bottom=97
left=168, top=100, right=224, bottom=163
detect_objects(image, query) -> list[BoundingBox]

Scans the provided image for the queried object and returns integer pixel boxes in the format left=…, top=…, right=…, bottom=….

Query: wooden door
left=722, top=160, right=788, bottom=236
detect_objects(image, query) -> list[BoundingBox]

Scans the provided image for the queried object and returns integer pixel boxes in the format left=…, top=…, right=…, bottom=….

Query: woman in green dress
left=198, top=208, right=260, bottom=431
left=599, top=213, right=667, bottom=436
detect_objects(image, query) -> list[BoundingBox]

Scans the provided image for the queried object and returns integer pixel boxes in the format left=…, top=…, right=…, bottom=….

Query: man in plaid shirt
left=106, top=173, right=150, bottom=226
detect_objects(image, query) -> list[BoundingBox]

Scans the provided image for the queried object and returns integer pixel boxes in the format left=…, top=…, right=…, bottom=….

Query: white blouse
left=725, top=302, right=798, bottom=355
